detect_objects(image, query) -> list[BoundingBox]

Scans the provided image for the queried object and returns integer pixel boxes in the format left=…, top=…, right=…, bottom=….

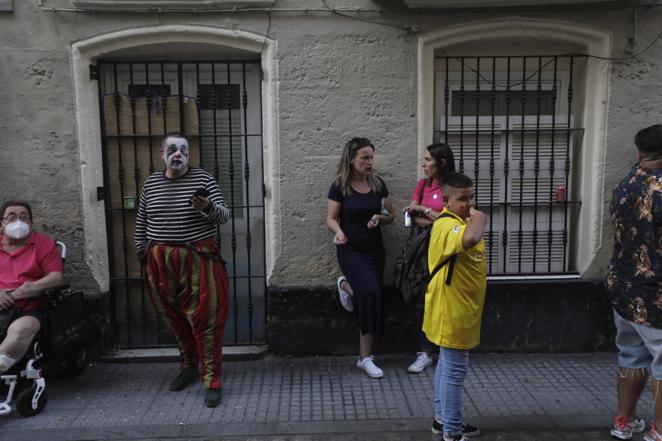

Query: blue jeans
left=434, top=347, right=470, bottom=436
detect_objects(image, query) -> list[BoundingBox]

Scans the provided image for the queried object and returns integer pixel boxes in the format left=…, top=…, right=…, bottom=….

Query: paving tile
left=0, top=352, right=648, bottom=438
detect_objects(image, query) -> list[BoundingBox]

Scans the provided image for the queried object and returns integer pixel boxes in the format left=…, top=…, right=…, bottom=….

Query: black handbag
left=47, top=290, right=101, bottom=362
left=395, top=180, right=434, bottom=304
left=395, top=224, right=433, bottom=304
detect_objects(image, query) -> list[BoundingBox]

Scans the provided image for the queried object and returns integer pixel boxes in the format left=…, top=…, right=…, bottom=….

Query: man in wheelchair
left=0, top=200, right=63, bottom=383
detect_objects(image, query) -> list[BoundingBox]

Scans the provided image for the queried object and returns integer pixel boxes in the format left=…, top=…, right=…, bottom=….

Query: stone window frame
left=71, top=0, right=274, bottom=10
left=417, top=17, right=611, bottom=279
left=70, top=25, right=280, bottom=291
left=404, top=0, right=608, bottom=7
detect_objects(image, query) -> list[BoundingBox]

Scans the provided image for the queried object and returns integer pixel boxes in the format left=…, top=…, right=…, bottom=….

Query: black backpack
left=395, top=213, right=458, bottom=304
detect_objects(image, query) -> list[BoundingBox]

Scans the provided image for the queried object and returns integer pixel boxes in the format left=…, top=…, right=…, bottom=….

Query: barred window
left=99, top=61, right=266, bottom=346
left=434, top=56, right=584, bottom=275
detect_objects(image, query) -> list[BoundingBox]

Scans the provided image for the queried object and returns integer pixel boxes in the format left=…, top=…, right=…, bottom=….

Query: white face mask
left=162, top=137, right=189, bottom=172
left=3, top=220, right=31, bottom=240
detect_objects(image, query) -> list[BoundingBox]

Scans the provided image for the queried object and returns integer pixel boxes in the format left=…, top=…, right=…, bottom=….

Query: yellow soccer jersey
left=422, top=208, right=487, bottom=349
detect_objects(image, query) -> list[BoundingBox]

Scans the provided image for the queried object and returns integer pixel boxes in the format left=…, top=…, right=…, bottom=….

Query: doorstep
left=103, top=345, right=269, bottom=362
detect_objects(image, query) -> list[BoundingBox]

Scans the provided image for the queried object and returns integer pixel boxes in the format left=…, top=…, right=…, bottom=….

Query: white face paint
left=4, top=220, right=31, bottom=240
left=161, top=136, right=190, bottom=172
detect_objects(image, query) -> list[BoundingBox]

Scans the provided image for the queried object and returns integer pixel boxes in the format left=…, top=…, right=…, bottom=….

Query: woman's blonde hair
left=336, top=137, right=383, bottom=197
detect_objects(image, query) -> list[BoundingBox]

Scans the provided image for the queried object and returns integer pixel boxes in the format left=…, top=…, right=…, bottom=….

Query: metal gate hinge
left=89, top=64, right=99, bottom=81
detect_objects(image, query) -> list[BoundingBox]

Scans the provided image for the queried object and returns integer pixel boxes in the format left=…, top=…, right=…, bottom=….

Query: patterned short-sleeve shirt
left=606, top=164, right=662, bottom=328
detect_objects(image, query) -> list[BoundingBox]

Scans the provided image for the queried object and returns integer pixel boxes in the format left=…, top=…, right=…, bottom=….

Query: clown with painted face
left=0, top=201, right=64, bottom=374
left=162, top=135, right=190, bottom=173
left=135, top=132, right=230, bottom=408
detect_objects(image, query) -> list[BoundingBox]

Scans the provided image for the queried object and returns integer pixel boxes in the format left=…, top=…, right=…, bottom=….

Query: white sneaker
left=356, top=355, right=384, bottom=378
left=408, top=352, right=433, bottom=373
left=612, top=415, right=646, bottom=440
left=337, top=275, right=353, bottom=312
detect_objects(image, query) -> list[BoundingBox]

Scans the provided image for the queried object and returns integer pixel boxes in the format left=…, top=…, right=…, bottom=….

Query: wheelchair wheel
left=15, top=384, right=47, bottom=417
left=60, top=346, right=89, bottom=379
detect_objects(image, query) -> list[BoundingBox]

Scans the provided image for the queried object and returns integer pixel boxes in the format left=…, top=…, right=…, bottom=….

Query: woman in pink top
left=403, top=143, right=456, bottom=374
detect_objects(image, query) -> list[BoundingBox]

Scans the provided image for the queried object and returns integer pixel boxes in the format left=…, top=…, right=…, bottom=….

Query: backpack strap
left=429, top=254, right=457, bottom=285
left=428, top=212, right=460, bottom=285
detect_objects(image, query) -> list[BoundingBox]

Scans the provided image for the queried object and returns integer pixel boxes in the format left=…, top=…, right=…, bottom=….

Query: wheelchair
left=0, top=331, right=47, bottom=417
left=0, top=241, right=95, bottom=417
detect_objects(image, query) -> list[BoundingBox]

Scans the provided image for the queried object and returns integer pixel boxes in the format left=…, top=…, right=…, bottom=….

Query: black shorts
left=13, top=308, right=46, bottom=331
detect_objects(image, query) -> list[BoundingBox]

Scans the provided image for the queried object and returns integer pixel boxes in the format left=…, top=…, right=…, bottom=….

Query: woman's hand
left=403, top=203, right=417, bottom=213
left=367, top=214, right=380, bottom=229
left=328, top=200, right=347, bottom=245
left=333, top=230, right=348, bottom=245
left=405, top=204, right=426, bottom=216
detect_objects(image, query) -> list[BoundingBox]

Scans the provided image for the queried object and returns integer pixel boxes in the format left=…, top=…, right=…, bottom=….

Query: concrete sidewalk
left=0, top=352, right=647, bottom=440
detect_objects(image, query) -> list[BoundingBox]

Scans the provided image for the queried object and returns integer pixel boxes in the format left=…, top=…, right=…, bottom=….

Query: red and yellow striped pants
left=143, top=238, right=228, bottom=389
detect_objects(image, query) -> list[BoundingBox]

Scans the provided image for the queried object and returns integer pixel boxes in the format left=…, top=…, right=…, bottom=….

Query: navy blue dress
left=328, top=177, right=388, bottom=336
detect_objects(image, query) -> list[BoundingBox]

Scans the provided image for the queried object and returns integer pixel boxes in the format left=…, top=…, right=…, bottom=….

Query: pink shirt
left=0, top=231, right=63, bottom=310
left=410, top=178, right=444, bottom=212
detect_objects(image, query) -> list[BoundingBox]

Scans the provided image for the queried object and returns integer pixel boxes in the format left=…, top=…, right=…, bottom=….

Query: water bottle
left=404, top=210, right=412, bottom=227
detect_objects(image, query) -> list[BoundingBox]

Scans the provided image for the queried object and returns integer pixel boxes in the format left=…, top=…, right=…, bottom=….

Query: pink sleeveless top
left=410, top=178, right=444, bottom=212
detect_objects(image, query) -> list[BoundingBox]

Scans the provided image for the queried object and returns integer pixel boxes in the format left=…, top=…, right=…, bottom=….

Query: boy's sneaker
left=356, top=355, right=384, bottom=378
left=337, top=276, right=353, bottom=312
left=644, top=422, right=662, bottom=441
left=442, top=435, right=470, bottom=441
left=611, top=415, right=645, bottom=439
left=432, top=419, right=481, bottom=437
left=408, top=352, right=433, bottom=373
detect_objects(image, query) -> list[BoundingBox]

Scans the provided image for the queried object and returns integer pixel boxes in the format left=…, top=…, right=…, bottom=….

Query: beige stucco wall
left=1, top=1, right=661, bottom=293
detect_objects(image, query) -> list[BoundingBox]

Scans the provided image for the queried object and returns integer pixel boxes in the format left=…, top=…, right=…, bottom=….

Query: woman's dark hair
left=426, top=143, right=456, bottom=183
left=1, top=200, right=33, bottom=221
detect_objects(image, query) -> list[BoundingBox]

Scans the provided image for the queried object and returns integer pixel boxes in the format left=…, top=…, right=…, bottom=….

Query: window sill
left=404, top=0, right=613, bottom=8
left=487, top=273, right=581, bottom=283
left=71, top=0, right=275, bottom=10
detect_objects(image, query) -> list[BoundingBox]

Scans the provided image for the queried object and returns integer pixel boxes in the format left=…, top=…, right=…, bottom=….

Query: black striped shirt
left=134, top=168, right=230, bottom=255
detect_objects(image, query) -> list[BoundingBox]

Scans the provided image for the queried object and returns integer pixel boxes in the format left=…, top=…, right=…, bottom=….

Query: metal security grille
left=434, top=56, right=584, bottom=275
left=97, top=60, right=266, bottom=347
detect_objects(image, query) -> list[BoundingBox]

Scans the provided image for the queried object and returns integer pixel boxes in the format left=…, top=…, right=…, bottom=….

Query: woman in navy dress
left=326, top=137, right=394, bottom=378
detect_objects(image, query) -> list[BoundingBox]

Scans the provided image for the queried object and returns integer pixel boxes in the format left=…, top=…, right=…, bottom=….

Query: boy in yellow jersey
left=423, top=172, right=487, bottom=441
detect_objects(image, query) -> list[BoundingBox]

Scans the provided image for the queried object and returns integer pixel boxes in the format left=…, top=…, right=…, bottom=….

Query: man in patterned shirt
left=135, top=132, right=230, bottom=407
left=607, top=124, right=662, bottom=441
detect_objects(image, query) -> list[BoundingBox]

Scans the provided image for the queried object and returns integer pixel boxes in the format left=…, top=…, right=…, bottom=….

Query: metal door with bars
left=97, top=60, right=266, bottom=347
left=434, top=55, right=584, bottom=275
